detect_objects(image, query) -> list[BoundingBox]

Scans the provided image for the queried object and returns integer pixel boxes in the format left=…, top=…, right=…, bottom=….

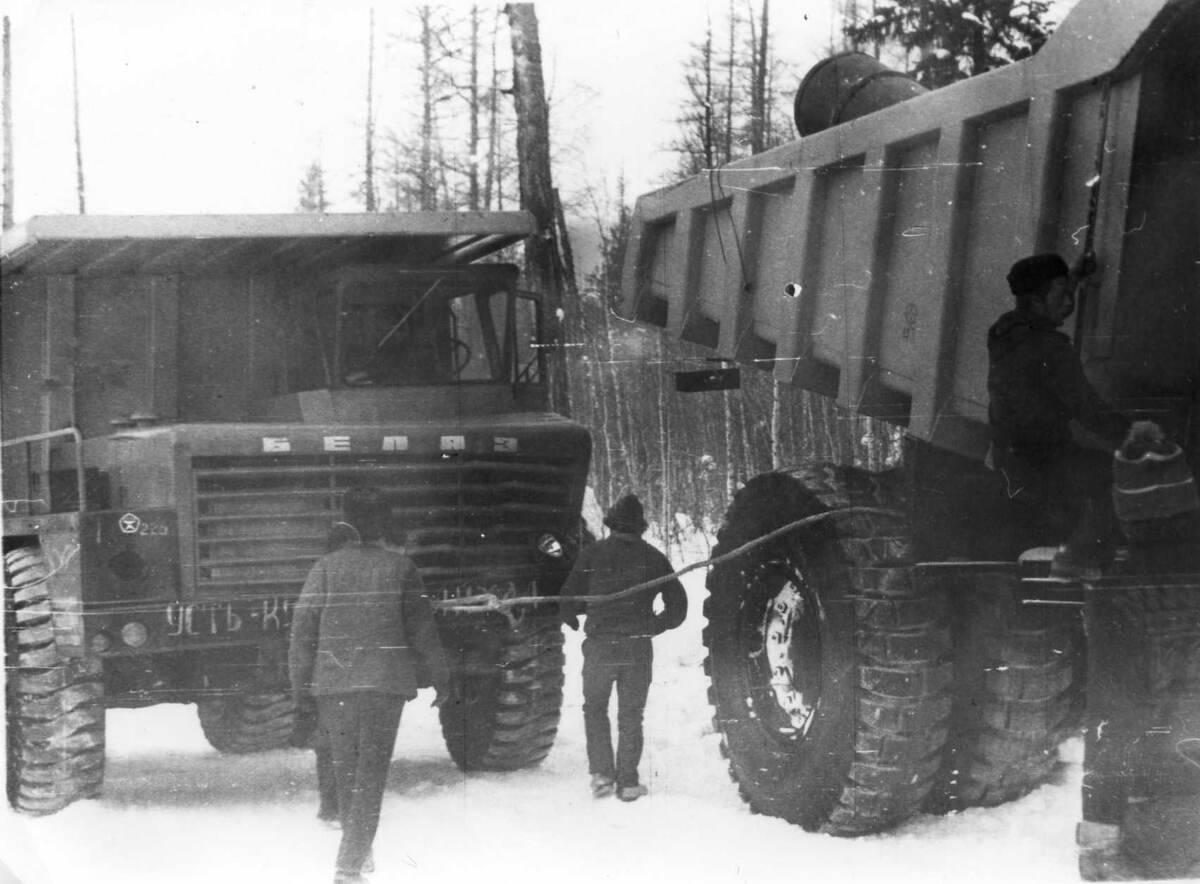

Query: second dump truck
left=620, top=0, right=1198, bottom=842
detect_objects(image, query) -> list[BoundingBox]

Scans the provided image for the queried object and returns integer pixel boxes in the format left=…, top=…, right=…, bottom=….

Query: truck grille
left=190, top=454, right=578, bottom=594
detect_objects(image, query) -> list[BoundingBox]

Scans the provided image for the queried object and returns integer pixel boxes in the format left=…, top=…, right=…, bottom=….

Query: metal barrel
left=793, top=51, right=928, bottom=136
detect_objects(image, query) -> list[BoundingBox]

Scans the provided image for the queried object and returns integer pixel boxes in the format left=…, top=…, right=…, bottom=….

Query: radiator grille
left=191, top=454, right=578, bottom=594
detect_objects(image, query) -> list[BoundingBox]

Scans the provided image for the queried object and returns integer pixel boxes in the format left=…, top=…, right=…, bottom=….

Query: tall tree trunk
left=388, top=133, right=403, bottom=211
left=506, top=3, right=570, bottom=417
left=600, top=291, right=630, bottom=496
left=484, top=14, right=500, bottom=209
left=723, top=389, right=736, bottom=503
left=738, top=389, right=753, bottom=479
left=657, top=335, right=671, bottom=549
left=552, top=187, right=579, bottom=303
left=770, top=379, right=783, bottom=469
left=703, top=26, right=716, bottom=170
left=724, top=2, right=735, bottom=165
left=751, top=0, right=770, bottom=154
left=70, top=15, right=85, bottom=214
left=467, top=6, right=481, bottom=211
left=419, top=6, right=437, bottom=210
left=363, top=8, right=377, bottom=211
left=2, top=16, right=13, bottom=229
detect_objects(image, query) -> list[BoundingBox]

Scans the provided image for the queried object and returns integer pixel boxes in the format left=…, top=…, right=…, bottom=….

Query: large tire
left=703, top=467, right=952, bottom=835
left=197, top=692, right=298, bottom=754
left=5, top=547, right=106, bottom=815
left=930, top=570, right=1079, bottom=812
left=439, top=613, right=565, bottom=771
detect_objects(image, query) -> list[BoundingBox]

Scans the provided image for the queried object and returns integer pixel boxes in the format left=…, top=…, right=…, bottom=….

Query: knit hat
left=604, top=494, right=648, bottom=534
left=1007, top=253, right=1069, bottom=296
left=342, top=486, right=391, bottom=542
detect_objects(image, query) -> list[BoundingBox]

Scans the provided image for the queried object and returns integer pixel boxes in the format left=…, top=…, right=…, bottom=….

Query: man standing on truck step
left=560, top=493, right=688, bottom=801
left=986, top=252, right=1130, bottom=579
left=289, top=487, right=451, bottom=884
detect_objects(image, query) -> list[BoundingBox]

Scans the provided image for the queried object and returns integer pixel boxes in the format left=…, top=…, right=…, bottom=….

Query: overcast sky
left=5, top=1, right=846, bottom=221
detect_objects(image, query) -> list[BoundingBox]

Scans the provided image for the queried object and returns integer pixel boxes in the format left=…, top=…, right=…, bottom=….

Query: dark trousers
left=998, top=444, right=1115, bottom=557
left=315, top=742, right=337, bottom=819
left=582, top=637, right=652, bottom=788
left=317, top=693, right=404, bottom=875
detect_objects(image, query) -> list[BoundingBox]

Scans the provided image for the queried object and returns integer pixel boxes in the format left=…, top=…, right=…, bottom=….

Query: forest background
left=2, top=0, right=1062, bottom=544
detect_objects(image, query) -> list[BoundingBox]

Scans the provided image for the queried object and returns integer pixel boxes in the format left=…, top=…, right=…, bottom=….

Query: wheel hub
left=761, top=578, right=819, bottom=736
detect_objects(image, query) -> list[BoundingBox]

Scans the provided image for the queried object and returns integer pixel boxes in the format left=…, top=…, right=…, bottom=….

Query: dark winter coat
left=987, top=307, right=1128, bottom=465
left=560, top=533, right=687, bottom=640
left=288, top=543, right=449, bottom=699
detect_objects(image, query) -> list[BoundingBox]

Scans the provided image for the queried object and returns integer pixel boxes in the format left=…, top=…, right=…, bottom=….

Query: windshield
left=285, top=269, right=543, bottom=391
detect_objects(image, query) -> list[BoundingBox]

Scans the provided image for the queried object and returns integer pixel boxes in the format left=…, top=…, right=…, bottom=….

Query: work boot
left=617, top=784, right=648, bottom=802
left=590, top=774, right=615, bottom=798
left=1076, top=821, right=1140, bottom=881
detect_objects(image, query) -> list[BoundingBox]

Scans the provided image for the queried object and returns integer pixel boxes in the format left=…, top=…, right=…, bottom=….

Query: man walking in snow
left=560, top=493, right=687, bottom=801
left=289, top=487, right=451, bottom=884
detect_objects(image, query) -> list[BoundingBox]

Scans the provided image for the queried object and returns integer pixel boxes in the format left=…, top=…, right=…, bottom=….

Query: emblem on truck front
left=118, top=513, right=142, bottom=534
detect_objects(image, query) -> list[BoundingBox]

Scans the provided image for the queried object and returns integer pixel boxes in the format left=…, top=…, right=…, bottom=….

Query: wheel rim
left=747, top=562, right=823, bottom=741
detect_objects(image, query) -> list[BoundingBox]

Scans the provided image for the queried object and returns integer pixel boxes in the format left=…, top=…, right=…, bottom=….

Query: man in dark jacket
left=986, top=252, right=1129, bottom=577
left=560, top=494, right=687, bottom=801
left=289, top=487, right=450, bottom=884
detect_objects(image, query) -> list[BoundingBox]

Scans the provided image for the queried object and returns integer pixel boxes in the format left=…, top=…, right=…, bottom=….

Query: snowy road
left=4, top=540, right=1092, bottom=884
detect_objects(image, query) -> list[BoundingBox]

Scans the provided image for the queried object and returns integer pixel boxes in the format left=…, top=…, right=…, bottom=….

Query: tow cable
left=432, top=506, right=902, bottom=624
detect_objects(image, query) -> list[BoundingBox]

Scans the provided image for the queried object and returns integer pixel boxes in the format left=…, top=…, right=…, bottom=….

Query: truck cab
left=3, top=212, right=590, bottom=814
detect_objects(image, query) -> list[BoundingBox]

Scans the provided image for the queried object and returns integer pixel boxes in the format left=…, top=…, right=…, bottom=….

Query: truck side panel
left=621, top=0, right=1197, bottom=461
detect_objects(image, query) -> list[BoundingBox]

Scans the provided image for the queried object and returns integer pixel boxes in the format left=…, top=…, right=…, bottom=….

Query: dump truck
left=619, top=0, right=1198, bottom=845
left=3, top=212, right=591, bottom=814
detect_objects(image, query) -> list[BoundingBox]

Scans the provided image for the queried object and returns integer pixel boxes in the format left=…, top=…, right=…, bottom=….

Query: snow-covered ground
left=3, top=532, right=1100, bottom=884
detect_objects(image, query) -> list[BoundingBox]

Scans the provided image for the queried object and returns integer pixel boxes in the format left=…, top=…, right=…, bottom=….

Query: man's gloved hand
left=1071, top=250, right=1097, bottom=279
left=432, top=683, right=459, bottom=709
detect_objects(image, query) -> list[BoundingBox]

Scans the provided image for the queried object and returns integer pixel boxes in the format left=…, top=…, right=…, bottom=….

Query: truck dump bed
left=619, top=0, right=1198, bottom=461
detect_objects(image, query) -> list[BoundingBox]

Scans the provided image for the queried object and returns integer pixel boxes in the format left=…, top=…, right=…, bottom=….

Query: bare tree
left=466, top=5, right=481, bottom=210
left=297, top=160, right=329, bottom=213
left=506, top=3, right=571, bottom=416
left=362, top=8, right=377, bottom=211
left=3, top=15, right=13, bottom=229
left=484, top=11, right=503, bottom=208
left=844, top=0, right=1055, bottom=88
left=671, top=23, right=718, bottom=176
left=71, top=14, right=85, bottom=214
left=748, top=0, right=770, bottom=154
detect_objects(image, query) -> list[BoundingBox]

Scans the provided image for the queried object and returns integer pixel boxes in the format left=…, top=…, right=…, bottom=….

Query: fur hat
left=1007, top=253, right=1069, bottom=296
left=604, top=493, right=648, bottom=534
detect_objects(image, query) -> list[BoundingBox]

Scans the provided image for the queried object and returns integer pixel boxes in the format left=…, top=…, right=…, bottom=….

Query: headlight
left=120, top=621, right=149, bottom=648
left=536, top=533, right=564, bottom=558
left=90, top=632, right=113, bottom=653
